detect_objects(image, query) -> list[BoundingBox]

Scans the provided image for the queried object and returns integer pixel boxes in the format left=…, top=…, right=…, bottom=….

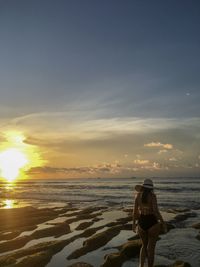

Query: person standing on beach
left=132, top=179, right=166, bottom=267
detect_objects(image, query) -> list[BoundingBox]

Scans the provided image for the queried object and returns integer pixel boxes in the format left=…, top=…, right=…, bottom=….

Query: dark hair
left=141, top=187, right=153, bottom=204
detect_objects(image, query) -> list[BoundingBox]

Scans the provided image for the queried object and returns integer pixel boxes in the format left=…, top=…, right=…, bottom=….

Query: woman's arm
left=133, top=194, right=139, bottom=225
left=152, top=194, right=164, bottom=223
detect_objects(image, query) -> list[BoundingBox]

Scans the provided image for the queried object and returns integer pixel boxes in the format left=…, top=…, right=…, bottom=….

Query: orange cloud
left=134, top=159, right=150, bottom=165
left=144, top=142, right=173, bottom=149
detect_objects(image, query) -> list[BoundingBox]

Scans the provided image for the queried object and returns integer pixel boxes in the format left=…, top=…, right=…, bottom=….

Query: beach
left=0, top=177, right=200, bottom=267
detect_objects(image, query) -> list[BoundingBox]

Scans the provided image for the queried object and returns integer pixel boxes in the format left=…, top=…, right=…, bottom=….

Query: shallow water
left=0, top=177, right=200, bottom=267
left=156, top=228, right=200, bottom=267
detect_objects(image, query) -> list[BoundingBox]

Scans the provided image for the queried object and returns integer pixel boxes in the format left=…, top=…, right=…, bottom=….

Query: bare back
left=136, top=192, right=154, bottom=215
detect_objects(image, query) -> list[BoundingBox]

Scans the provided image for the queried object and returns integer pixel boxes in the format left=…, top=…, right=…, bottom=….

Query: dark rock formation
left=67, top=262, right=94, bottom=267
left=101, top=239, right=141, bottom=267
left=192, top=222, right=200, bottom=229
left=155, top=260, right=191, bottom=267
left=75, top=221, right=95, bottom=230
left=67, top=225, right=121, bottom=259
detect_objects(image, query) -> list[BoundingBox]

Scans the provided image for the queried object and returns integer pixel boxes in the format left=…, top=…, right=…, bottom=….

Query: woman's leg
left=147, top=223, right=160, bottom=267
left=138, top=225, right=148, bottom=267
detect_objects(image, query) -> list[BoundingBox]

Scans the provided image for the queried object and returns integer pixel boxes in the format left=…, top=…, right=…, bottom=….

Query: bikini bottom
left=138, top=214, right=158, bottom=231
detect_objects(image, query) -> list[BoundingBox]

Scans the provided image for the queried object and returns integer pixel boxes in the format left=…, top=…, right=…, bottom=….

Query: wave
left=0, top=177, right=200, bottom=211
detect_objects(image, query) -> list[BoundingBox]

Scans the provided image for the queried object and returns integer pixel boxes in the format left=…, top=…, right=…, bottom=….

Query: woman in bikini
left=132, top=179, right=166, bottom=267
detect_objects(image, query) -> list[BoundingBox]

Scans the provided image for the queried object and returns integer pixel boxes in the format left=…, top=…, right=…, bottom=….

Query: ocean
left=0, top=177, right=200, bottom=210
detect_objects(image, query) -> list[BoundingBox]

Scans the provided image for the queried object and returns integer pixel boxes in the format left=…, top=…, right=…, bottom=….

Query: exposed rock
left=172, top=212, right=197, bottom=225
left=14, top=251, right=52, bottom=267
left=101, top=253, right=125, bottom=267
left=101, top=239, right=141, bottom=267
left=77, top=212, right=103, bottom=220
left=92, top=217, right=102, bottom=222
left=0, top=231, right=21, bottom=241
left=120, top=240, right=141, bottom=258
left=0, top=255, right=16, bottom=266
left=166, top=222, right=175, bottom=231
left=192, top=222, right=200, bottom=229
left=0, top=205, right=191, bottom=267
left=65, top=212, right=102, bottom=224
left=0, top=206, right=58, bottom=233
left=170, top=261, right=191, bottom=267
left=32, top=222, right=70, bottom=238
left=155, top=261, right=191, bottom=267
left=0, top=239, right=73, bottom=267
left=67, top=262, right=94, bottom=267
left=68, top=206, right=107, bottom=217
left=121, top=223, right=132, bottom=231
left=123, top=208, right=133, bottom=213
left=75, top=221, right=94, bottom=230
left=167, top=208, right=190, bottom=213
left=0, top=222, right=70, bottom=253
left=0, top=236, right=31, bottom=253
left=116, top=216, right=132, bottom=223
left=67, top=225, right=121, bottom=259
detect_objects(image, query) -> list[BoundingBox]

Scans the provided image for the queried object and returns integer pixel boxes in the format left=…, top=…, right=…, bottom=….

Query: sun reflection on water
left=5, top=181, right=15, bottom=191
left=3, top=199, right=15, bottom=209
left=1, top=182, right=16, bottom=209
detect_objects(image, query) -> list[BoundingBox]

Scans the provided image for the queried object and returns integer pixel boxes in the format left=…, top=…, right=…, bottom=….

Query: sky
left=0, top=0, right=200, bottom=179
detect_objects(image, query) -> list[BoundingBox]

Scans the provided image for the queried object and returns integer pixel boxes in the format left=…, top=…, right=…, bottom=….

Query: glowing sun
left=0, top=148, right=29, bottom=182
left=0, top=131, right=44, bottom=182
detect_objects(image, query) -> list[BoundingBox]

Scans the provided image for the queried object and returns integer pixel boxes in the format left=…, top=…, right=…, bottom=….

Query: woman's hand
left=132, top=222, right=137, bottom=233
left=160, top=222, right=167, bottom=233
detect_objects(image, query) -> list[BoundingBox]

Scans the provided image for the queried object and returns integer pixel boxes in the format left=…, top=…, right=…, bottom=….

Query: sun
left=0, top=131, right=44, bottom=182
left=0, top=148, right=29, bottom=182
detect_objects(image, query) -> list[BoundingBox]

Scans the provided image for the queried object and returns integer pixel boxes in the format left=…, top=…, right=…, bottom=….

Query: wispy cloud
left=144, top=142, right=173, bottom=149
left=4, top=113, right=200, bottom=138
left=27, top=162, right=131, bottom=177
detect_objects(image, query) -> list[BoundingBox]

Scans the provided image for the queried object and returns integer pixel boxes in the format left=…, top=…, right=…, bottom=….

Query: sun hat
left=135, top=178, right=154, bottom=192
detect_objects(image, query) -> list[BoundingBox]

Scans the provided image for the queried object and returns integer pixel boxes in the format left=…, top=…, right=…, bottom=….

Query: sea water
left=0, top=177, right=200, bottom=267
left=0, top=177, right=200, bottom=210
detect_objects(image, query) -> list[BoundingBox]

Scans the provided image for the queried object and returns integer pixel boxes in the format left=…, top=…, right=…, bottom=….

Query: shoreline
left=0, top=200, right=199, bottom=267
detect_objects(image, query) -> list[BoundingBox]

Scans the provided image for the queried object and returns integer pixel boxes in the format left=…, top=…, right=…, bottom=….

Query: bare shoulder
left=136, top=192, right=143, bottom=197
left=134, top=192, right=141, bottom=200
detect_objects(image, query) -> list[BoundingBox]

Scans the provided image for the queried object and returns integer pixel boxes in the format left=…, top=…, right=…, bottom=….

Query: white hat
left=135, top=178, right=154, bottom=192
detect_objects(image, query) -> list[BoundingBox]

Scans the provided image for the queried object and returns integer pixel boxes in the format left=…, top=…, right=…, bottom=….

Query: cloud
left=133, top=158, right=165, bottom=171
left=134, top=159, right=150, bottom=165
left=158, top=149, right=168, bottom=154
left=27, top=161, right=123, bottom=176
left=144, top=142, right=173, bottom=149
left=4, top=112, right=200, bottom=139
left=169, top=157, right=178, bottom=161
left=1, top=112, right=199, bottom=177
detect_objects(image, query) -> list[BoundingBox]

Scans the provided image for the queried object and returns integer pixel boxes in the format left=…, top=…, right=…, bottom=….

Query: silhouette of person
left=133, top=179, right=166, bottom=267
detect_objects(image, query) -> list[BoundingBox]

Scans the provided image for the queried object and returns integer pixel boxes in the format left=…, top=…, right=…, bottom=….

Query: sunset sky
left=0, top=1, right=200, bottom=179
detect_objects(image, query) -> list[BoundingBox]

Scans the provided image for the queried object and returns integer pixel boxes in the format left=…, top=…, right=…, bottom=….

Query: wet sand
left=0, top=203, right=198, bottom=267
